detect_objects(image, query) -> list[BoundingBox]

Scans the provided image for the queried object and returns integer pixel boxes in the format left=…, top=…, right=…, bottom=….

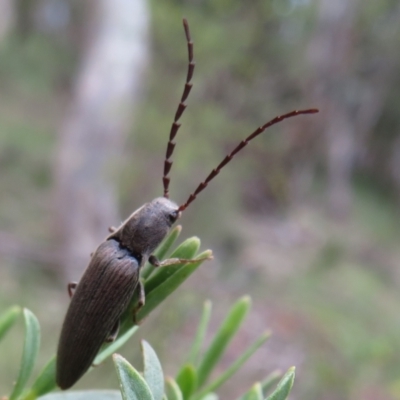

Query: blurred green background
left=1, top=0, right=400, bottom=399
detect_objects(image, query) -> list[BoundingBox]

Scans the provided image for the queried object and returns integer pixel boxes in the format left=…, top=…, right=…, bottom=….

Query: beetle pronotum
left=56, top=18, right=318, bottom=390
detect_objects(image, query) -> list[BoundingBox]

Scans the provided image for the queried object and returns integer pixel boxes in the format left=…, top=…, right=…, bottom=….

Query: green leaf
left=113, top=354, right=154, bottom=400
left=265, top=367, right=295, bottom=400
left=0, top=305, right=21, bottom=341
left=196, top=296, right=251, bottom=388
left=165, top=377, right=184, bottom=400
left=136, top=250, right=212, bottom=323
left=199, top=394, right=218, bottom=400
left=22, top=356, right=57, bottom=399
left=144, top=237, right=201, bottom=294
left=260, top=370, right=282, bottom=397
left=94, top=325, right=138, bottom=365
left=10, top=308, right=41, bottom=400
left=194, top=331, right=270, bottom=399
left=152, top=224, right=182, bottom=260
left=240, top=382, right=263, bottom=400
left=187, top=300, right=212, bottom=366
left=37, top=390, right=122, bottom=399
left=141, top=225, right=182, bottom=280
left=142, top=340, right=164, bottom=400
left=24, top=327, right=138, bottom=399
left=175, top=364, right=197, bottom=399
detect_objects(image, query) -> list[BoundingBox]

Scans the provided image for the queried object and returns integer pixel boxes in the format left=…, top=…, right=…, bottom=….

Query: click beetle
left=56, top=18, right=318, bottom=390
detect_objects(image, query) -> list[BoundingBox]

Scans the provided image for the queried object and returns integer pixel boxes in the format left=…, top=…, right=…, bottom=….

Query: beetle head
left=110, top=197, right=180, bottom=260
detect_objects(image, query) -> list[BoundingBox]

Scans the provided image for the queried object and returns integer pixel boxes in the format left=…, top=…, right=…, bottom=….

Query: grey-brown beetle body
left=56, top=198, right=181, bottom=389
left=56, top=18, right=318, bottom=390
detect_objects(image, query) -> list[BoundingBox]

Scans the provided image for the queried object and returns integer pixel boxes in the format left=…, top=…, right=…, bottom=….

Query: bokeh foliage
left=0, top=0, right=400, bottom=399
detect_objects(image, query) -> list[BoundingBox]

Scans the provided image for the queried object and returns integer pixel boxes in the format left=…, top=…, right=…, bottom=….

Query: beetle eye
left=168, top=210, right=180, bottom=224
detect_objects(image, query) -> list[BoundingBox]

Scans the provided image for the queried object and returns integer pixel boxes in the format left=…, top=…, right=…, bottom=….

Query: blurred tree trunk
left=307, top=0, right=359, bottom=217
left=0, top=0, right=16, bottom=41
left=55, top=0, right=150, bottom=280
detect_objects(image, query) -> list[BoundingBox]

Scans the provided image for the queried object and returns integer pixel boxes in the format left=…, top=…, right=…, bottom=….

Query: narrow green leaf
left=142, top=340, right=164, bottom=400
left=37, top=390, right=122, bottom=399
left=175, top=364, right=197, bottom=399
left=136, top=250, right=212, bottom=323
left=118, top=294, right=143, bottom=337
left=94, top=326, right=138, bottom=365
left=187, top=300, right=212, bottom=366
left=22, top=356, right=57, bottom=399
left=196, top=296, right=251, bottom=388
left=265, top=367, right=295, bottom=400
left=260, top=370, right=282, bottom=397
left=165, top=377, right=183, bottom=400
left=0, top=305, right=21, bottom=341
left=24, top=326, right=139, bottom=399
left=145, top=237, right=201, bottom=294
left=199, top=394, right=218, bottom=400
left=241, top=383, right=263, bottom=400
left=194, top=331, right=270, bottom=400
left=120, top=237, right=210, bottom=330
left=141, top=225, right=182, bottom=280
left=10, top=308, right=41, bottom=400
left=113, top=354, right=154, bottom=400
left=152, top=224, right=182, bottom=260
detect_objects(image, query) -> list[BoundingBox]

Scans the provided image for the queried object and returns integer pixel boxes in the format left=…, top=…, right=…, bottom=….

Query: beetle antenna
left=163, top=18, right=195, bottom=198
left=179, top=108, right=319, bottom=211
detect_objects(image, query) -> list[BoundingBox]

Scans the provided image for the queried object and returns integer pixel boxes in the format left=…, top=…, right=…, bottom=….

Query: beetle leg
left=137, top=280, right=145, bottom=308
left=91, top=319, right=121, bottom=367
left=132, top=280, right=145, bottom=324
left=67, top=282, right=78, bottom=298
left=105, top=319, right=120, bottom=343
left=149, top=254, right=213, bottom=268
left=91, top=320, right=121, bottom=367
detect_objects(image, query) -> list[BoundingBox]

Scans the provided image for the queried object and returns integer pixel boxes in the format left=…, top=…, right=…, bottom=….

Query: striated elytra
left=56, top=198, right=181, bottom=389
left=56, top=239, right=140, bottom=389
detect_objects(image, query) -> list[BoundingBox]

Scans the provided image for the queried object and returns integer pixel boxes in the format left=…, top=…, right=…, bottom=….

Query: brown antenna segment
left=178, top=108, right=319, bottom=211
left=163, top=18, right=195, bottom=198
